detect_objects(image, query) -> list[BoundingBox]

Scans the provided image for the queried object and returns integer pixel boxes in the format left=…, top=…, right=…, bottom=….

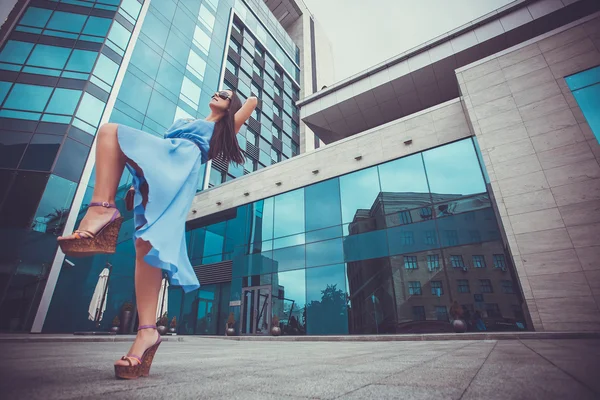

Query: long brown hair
left=208, top=91, right=245, bottom=165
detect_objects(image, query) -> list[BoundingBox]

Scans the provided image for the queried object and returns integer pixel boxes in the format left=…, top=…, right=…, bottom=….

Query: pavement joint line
left=458, top=340, right=498, bottom=400
left=518, top=339, right=600, bottom=397
left=334, top=341, right=476, bottom=399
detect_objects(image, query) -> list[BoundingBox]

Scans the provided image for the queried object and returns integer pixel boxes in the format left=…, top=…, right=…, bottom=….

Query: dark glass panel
left=305, top=178, right=342, bottom=232
left=53, top=138, right=89, bottom=182
left=0, top=171, right=49, bottom=228
left=346, top=256, right=397, bottom=334
left=0, top=131, right=31, bottom=168
left=305, top=264, right=349, bottom=335
left=31, top=174, right=77, bottom=236
left=19, top=134, right=63, bottom=171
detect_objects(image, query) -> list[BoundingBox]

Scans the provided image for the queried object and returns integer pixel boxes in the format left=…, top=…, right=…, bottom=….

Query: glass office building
left=0, top=0, right=301, bottom=332
left=44, top=137, right=526, bottom=335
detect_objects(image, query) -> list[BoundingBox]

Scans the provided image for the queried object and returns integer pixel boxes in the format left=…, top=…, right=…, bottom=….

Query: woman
left=57, top=90, right=257, bottom=379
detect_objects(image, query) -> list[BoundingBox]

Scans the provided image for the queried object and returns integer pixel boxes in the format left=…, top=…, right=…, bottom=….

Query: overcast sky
left=302, top=0, right=515, bottom=81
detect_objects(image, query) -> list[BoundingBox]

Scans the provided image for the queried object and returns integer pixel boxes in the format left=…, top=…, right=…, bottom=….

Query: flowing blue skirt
left=117, top=124, right=202, bottom=293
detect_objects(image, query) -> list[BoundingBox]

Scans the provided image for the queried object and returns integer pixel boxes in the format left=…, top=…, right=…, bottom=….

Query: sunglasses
left=213, top=91, right=231, bottom=101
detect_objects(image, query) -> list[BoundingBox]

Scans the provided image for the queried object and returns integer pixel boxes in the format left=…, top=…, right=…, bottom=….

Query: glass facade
left=0, top=0, right=143, bottom=332
left=44, top=137, right=527, bottom=334
left=0, top=0, right=303, bottom=333
left=216, top=9, right=300, bottom=185
left=566, top=65, right=600, bottom=143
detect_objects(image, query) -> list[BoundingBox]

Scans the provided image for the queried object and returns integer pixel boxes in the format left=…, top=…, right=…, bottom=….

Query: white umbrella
left=156, top=278, right=169, bottom=321
left=88, top=267, right=110, bottom=322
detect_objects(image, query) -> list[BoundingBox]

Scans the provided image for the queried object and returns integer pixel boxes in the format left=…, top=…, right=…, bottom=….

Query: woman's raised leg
left=58, top=123, right=126, bottom=241
left=114, top=239, right=162, bottom=367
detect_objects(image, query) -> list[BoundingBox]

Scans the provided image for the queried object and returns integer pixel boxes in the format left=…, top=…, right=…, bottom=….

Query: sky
left=301, top=0, right=515, bottom=81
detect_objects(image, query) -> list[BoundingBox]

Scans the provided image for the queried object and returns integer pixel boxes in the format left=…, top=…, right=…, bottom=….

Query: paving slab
left=0, top=338, right=598, bottom=399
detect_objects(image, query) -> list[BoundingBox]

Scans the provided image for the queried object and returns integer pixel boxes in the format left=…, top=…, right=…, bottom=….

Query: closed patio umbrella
left=156, top=278, right=169, bottom=321
left=88, top=267, right=110, bottom=322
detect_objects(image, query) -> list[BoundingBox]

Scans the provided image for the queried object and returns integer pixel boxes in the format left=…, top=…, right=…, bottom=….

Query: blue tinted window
left=141, top=12, right=169, bottom=48
left=28, top=44, right=71, bottom=69
left=572, top=84, right=600, bottom=143
left=118, top=71, right=152, bottom=113
left=120, top=0, right=142, bottom=19
left=130, top=41, right=161, bottom=80
left=423, top=139, right=486, bottom=198
left=0, top=40, right=34, bottom=64
left=45, top=88, right=82, bottom=115
left=46, top=11, right=87, bottom=33
left=0, top=81, right=12, bottom=105
left=19, top=7, right=52, bottom=28
left=566, top=65, right=600, bottom=91
left=173, top=6, right=196, bottom=37
left=378, top=153, right=430, bottom=211
left=305, top=264, right=349, bottom=335
left=76, top=92, right=105, bottom=127
left=146, top=91, right=176, bottom=129
left=4, top=84, right=52, bottom=112
left=305, top=178, right=342, bottom=231
left=343, top=229, right=389, bottom=262
left=165, top=30, right=190, bottom=64
left=32, top=174, right=77, bottom=235
left=306, top=238, right=343, bottom=267
left=272, top=245, right=305, bottom=272
left=108, top=21, right=130, bottom=49
left=339, top=166, right=381, bottom=224
left=156, top=59, right=184, bottom=95
left=93, top=54, right=119, bottom=85
left=66, top=49, right=97, bottom=72
left=274, top=188, right=304, bottom=238
left=83, top=16, right=112, bottom=36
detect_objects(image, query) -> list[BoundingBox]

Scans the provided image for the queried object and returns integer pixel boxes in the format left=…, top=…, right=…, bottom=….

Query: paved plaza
left=1, top=337, right=599, bottom=399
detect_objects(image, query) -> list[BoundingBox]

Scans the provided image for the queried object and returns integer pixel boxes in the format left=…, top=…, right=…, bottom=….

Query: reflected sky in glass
left=422, top=139, right=486, bottom=197
left=274, top=188, right=304, bottom=238
left=339, top=166, right=381, bottom=224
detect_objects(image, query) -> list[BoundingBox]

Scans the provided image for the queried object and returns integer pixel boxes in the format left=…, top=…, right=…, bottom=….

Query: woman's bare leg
left=59, top=123, right=126, bottom=240
left=114, top=239, right=162, bottom=366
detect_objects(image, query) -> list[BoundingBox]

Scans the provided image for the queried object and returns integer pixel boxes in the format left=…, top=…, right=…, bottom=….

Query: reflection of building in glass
left=346, top=190, right=524, bottom=334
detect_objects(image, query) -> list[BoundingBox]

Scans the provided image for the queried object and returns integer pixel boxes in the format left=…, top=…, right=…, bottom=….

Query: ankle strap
left=89, top=202, right=117, bottom=209
left=138, top=325, right=156, bottom=331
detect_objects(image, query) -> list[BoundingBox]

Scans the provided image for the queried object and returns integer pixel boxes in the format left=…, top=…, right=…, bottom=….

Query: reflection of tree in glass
left=306, top=284, right=348, bottom=334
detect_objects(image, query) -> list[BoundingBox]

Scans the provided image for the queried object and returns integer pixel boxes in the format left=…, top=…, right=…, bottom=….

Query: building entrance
left=240, top=286, right=271, bottom=335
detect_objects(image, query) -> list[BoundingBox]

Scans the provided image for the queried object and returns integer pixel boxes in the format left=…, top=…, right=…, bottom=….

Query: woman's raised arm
left=234, top=96, right=258, bottom=134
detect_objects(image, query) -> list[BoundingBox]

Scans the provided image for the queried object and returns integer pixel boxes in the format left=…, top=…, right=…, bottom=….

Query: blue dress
left=117, top=118, right=214, bottom=293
